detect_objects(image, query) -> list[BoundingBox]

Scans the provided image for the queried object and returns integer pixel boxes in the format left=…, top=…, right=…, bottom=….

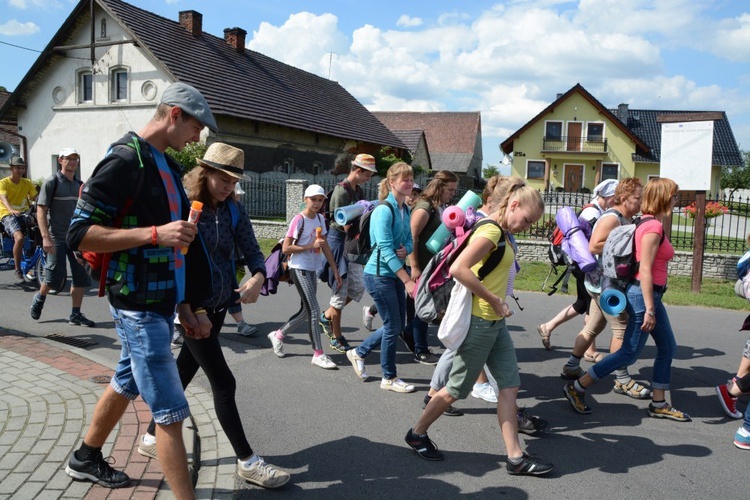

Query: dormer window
left=78, top=70, right=93, bottom=103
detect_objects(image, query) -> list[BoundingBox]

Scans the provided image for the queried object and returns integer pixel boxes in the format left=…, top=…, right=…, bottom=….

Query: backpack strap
left=472, top=219, right=506, bottom=281
left=373, top=201, right=397, bottom=276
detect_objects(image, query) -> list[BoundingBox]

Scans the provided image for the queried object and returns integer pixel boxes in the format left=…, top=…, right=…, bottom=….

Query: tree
left=483, top=164, right=499, bottom=179
left=720, top=150, right=750, bottom=196
left=166, top=142, right=207, bottom=173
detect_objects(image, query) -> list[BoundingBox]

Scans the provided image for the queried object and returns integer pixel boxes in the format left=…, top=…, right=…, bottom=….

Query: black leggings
left=147, top=308, right=253, bottom=459
left=571, top=266, right=591, bottom=315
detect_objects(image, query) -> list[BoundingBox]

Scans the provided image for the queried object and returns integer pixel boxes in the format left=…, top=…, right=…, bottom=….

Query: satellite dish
left=501, top=154, right=512, bottom=166
left=0, top=142, right=15, bottom=162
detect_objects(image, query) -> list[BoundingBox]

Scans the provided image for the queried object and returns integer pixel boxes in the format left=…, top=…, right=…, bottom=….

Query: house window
left=79, top=71, right=93, bottom=103
left=545, top=121, right=562, bottom=140
left=312, top=161, right=323, bottom=175
left=100, top=18, right=107, bottom=38
left=601, top=162, right=618, bottom=180
left=587, top=123, right=604, bottom=142
left=111, top=69, right=128, bottom=101
left=527, top=160, right=545, bottom=180
left=284, top=158, right=294, bottom=175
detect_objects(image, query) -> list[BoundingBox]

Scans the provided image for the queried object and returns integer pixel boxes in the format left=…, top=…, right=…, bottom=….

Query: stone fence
left=249, top=179, right=743, bottom=281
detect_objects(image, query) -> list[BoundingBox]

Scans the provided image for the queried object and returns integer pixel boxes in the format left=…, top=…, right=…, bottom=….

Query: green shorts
left=445, top=315, right=520, bottom=400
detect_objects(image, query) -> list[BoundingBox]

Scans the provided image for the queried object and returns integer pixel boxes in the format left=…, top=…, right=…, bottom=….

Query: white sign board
left=659, top=121, right=714, bottom=190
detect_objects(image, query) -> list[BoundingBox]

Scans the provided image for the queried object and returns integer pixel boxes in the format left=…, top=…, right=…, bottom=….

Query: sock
left=738, top=427, right=750, bottom=437
left=615, top=369, right=631, bottom=385
left=508, top=455, right=523, bottom=465
left=72, top=307, right=81, bottom=315
left=75, top=442, right=102, bottom=461
left=410, top=428, right=428, bottom=439
left=473, top=382, right=486, bottom=390
left=36, top=293, right=46, bottom=303
left=275, top=330, right=284, bottom=340
left=239, top=453, right=260, bottom=468
left=651, top=399, right=667, bottom=408
left=573, top=380, right=585, bottom=393
left=565, top=355, right=582, bottom=369
left=423, top=394, right=432, bottom=405
left=142, top=433, right=156, bottom=445
left=313, top=349, right=324, bottom=357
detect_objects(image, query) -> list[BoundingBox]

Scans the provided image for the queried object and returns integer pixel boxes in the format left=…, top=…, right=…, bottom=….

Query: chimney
left=618, top=103, right=629, bottom=122
left=179, top=10, right=202, bottom=37
left=224, top=27, right=247, bottom=53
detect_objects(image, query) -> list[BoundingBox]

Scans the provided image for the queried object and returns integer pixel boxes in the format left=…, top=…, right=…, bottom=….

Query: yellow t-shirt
left=0, top=177, right=37, bottom=220
left=469, top=222, right=514, bottom=321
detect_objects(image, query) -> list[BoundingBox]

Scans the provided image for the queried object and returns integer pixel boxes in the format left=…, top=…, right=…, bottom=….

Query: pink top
left=634, top=217, right=674, bottom=286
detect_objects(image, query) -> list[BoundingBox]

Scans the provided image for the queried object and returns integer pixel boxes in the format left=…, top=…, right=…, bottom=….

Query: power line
left=0, top=39, right=42, bottom=53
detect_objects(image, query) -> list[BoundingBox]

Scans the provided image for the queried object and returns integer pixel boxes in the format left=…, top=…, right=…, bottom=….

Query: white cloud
left=8, top=0, right=63, bottom=9
left=396, top=15, right=422, bottom=28
left=0, top=19, right=40, bottom=35
left=710, top=13, right=750, bottom=62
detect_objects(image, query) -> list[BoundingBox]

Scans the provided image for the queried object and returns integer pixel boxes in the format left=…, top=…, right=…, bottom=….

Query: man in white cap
left=0, top=156, right=37, bottom=282
left=64, top=82, right=216, bottom=497
left=320, top=153, right=376, bottom=352
left=30, top=148, right=95, bottom=326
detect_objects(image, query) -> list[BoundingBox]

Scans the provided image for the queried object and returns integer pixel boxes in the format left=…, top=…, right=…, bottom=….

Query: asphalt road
left=1, top=270, right=747, bottom=499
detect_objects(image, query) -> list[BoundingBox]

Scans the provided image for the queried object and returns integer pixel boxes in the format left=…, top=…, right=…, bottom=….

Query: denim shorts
left=1, top=214, right=25, bottom=236
left=109, top=305, right=190, bottom=425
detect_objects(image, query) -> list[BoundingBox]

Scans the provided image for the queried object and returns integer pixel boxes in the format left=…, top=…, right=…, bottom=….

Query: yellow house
left=500, top=84, right=743, bottom=195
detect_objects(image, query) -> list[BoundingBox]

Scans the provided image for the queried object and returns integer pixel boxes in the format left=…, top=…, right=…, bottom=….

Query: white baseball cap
left=304, top=184, right=326, bottom=198
left=59, top=147, right=79, bottom=157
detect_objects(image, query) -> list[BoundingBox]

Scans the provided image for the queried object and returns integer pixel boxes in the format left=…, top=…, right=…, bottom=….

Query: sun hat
left=9, top=156, right=25, bottom=167
left=304, top=184, right=326, bottom=198
left=352, top=153, right=377, bottom=173
left=590, top=179, right=618, bottom=203
left=58, top=147, right=79, bottom=158
left=161, top=82, right=218, bottom=133
left=196, top=142, right=248, bottom=180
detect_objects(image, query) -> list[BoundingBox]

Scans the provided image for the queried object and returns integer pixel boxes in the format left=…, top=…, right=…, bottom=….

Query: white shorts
left=330, top=262, right=364, bottom=308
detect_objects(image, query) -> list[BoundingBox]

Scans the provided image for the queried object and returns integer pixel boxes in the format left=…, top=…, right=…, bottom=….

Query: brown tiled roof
left=389, top=129, right=424, bottom=154
left=373, top=112, right=480, bottom=153
left=0, top=0, right=404, bottom=150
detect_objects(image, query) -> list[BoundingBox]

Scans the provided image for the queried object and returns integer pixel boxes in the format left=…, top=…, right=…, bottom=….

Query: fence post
left=286, top=179, right=308, bottom=224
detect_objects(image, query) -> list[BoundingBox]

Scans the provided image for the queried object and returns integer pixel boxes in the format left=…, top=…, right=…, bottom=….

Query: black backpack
left=343, top=203, right=397, bottom=269
left=319, top=180, right=359, bottom=228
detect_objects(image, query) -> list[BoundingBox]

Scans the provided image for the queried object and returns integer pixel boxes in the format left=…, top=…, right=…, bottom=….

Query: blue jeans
left=405, top=312, right=429, bottom=354
left=589, top=283, right=676, bottom=390
left=356, top=274, right=406, bottom=380
left=109, top=306, right=190, bottom=425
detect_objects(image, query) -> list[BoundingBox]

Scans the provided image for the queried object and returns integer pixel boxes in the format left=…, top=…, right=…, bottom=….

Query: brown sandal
left=613, top=379, right=652, bottom=399
left=537, top=324, right=552, bottom=351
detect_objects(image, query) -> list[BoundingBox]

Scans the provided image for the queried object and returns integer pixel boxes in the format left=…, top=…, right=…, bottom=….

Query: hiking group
left=8, top=83, right=742, bottom=495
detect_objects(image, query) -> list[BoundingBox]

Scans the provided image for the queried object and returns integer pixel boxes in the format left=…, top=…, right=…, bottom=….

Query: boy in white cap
left=31, top=148, right=95, bottom=326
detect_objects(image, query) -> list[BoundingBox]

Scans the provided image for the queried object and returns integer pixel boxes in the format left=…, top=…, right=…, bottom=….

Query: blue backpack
left=737, top=250, right=750, bottom=279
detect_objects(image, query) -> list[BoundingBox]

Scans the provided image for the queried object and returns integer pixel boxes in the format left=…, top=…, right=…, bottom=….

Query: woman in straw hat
left=137, top=143, right=290, bottom=489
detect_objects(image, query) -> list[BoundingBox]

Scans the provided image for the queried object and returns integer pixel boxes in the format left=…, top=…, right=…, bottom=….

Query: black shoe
left=423, top=395, right=464, bottom=416
left=65, top=450, right=130, bottom=488
left=330, top=336, right=352, bottom=352
left=405, top=429, right=444, bottom=461
left=30, top=293, right=45, bottom=320
left=517, top=408, right=548, bottom=435
left=506, top=453, right=554, bottom=476
left=399, top=330, right=416, bottom=353
left=69, top=312, right=95, bottom=327
left=415, top=350, right=439, bottom=365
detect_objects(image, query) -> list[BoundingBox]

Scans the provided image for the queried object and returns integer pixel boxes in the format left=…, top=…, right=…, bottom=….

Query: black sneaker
left=69, top=312, right=96, bottom=327
left=506, top=453, right=553, bottom=476
left=517, top=408, right=547, bottom=435
left=405, top=429, right=444, bottom=461
left=415, top=351, right=439, bottom=365
left=423, top=395, right=464, bottom=416
left=399, top=330, right=416, bottom=353
left=30, top=293, right=45, bottom=320
left=65, top=450, right=130, bottom=488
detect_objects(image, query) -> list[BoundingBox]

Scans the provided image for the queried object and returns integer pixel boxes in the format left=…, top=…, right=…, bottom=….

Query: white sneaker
left=362, top=306, right=375, bottom=331
left=137, top=434, right=157, bottom=459
left=471, top=382, right=498, bottom=403
left=311, top=353, right=337, bottom=370
left=346, top=349, right=368, bottom=381
left=237, top=456, right=290, bottom=489
left=380, top=377, right=415, bottom=393
left=237, top=321, right=258, bottom=337
left=268, top=330, right=285, bottom=358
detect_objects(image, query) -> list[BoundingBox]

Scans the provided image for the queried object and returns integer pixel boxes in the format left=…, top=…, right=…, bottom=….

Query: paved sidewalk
left=0, top=329, right=234, bottom=499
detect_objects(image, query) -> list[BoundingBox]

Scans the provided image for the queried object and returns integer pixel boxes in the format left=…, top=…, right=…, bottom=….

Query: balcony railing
left=542, top=136, right=608, bottom=153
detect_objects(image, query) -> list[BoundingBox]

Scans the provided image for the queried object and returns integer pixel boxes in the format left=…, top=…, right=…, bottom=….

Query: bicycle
left=1, top=206, right=66, bottom=293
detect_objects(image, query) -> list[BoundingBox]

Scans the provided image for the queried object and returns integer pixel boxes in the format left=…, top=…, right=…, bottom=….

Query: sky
left=2, top=0, right=750, bottom=174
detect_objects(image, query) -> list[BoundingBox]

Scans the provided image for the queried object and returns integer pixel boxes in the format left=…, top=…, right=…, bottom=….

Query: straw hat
left=197, top=143, right=248, bottom=180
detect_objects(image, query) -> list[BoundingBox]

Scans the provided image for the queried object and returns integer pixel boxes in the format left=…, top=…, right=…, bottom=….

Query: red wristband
left=151, top=226, right=158, bottom=245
